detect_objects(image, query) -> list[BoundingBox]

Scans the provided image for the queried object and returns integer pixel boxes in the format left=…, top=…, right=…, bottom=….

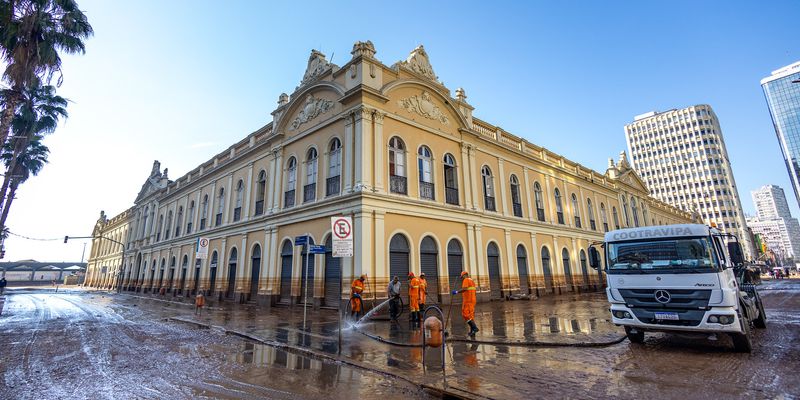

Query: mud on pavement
left=0, top=289, right=434, bottom=400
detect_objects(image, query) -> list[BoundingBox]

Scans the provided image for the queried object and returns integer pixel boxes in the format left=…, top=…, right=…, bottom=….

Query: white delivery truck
left=588, top=224, right=766, bottom=352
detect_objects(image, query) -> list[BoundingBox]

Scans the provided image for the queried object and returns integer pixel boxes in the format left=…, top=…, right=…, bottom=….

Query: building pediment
left=134, top=161, right=169, bottom=203
left=616, top=169, right=649, bottom=193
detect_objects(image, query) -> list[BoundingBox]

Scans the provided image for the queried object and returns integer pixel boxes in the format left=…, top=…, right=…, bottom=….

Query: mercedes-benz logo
left=654, top=290, right=671, bottom=304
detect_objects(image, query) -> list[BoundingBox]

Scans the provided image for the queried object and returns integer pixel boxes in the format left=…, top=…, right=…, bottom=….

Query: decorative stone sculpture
left=351, top=40, right=376, bottom=58
left=289, top=94, right=334, bottom=131
left=398, top=91, right=449, bottom=125
left=300, top=50, right=331, bottom=87
left=398, top=45, right=439, bottom=82
left=456, top=87, right=467, bottom=102
left=278, top=93, right=289, bottom=106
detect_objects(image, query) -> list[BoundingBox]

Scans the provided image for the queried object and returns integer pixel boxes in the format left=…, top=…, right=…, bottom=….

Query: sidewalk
left=120, top=290, right=625, bottom=399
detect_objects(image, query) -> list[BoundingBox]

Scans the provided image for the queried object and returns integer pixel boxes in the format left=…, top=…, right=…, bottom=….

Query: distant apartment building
left=761, top=61, right=800, bottom=208
left=747, top=185, right=800, bottom=260
left=625, top=104, right=755, bottom=258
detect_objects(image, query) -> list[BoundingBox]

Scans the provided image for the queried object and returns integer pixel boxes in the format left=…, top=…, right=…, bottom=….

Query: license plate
left=654, top=312, right=679, bottom=320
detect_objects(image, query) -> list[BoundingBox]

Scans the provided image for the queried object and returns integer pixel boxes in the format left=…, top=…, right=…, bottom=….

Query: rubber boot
left=468, top=320, right=479, bottom=336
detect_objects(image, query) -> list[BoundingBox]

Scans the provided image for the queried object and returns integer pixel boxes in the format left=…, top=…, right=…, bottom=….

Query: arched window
left=587, top=198, right=596, bottom=231
left=482, top=166, right=495, bottom=211
left=285, top=157, right=297, bottom=207
left=327, top=138, right=341, bottom=196
left=622, top=196, right=630, bottom=227
left=304, top=148, right=318, bottom=203
left=418, top=146, right=434, bottom=200
left=631, top=196, right=639, bottom=227
left=175, top=206, right=183, bottom=237
left=157, top=214, right=164, bottom=241
left=200, top=195, right=208, bottom=230
left=255, top=170, right=266, bottom=215
left=164, top=210, right=173, bottom=240
left=510, top=175, right=522, bottom=217
left=389, top=137, right=407, bottom=194
left=612, top=206, right=620, bottom=229
left=443, top=153, right=458, bottom=205
left=554, top=188, right=564, bottom=224
left=571, top=194, right=581, bottom=228
left=234, top=179, right=244, bottom=221
left=600, top=203, right=609, bottom=232
left=216, top=187, right=225, bottom=226
left=541, top=246, right=554, bottom=293
left=534, top=182, right=545, bottom=222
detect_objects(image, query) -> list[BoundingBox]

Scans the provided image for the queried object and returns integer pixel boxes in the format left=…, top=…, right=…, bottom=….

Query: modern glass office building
left=761, top=61, right=800, bottom=208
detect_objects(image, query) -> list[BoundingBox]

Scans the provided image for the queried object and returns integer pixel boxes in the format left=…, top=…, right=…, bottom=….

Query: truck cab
left=589, top=224, right=766, bottom=352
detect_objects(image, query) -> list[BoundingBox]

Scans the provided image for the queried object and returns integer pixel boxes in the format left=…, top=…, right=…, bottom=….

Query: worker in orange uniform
left=350, top=274, right=366, bottom=320
left=451, top=271, right=479, bottom=336
left=408, top=272, right=422, bottom=324
left=419, top=272, right=428, bottom=312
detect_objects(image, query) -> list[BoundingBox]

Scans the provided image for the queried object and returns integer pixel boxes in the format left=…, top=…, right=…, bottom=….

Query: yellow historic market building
left=85, top=41, right=696, bottom=306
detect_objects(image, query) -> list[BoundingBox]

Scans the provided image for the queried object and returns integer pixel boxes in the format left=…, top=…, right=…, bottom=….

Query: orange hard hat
left=408, top=272, right=415, bottom=277
left=461, top=271, right=469, bottom=276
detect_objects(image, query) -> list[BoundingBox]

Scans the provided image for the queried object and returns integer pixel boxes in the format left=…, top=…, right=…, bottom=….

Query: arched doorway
left=280, top=240, right=293, bottom=304
left=562, top=248, right=573, bottom=291
left=209, top=251, right=218, bottom=296
left=516, top=245, right=529, bottom=294
left=323, top=236, right=341, bottom=308
left=447, top=239, right=463, bottom=292
left=300, top=238, right=316, bottom=305
left=134, top=253, right=143, bottom=291
left=541, top=247, right=553, bottom=294
left=389, top=234, right=410, bottom=295
left=227, top=248, right=238, bottom=299
left=487, top=242, right=502, bottom=300
left=580, top=250, right=590, bottom=289
left=420, top=236, right=439, bottom=304
left=250, top=244, right=261, bottom=301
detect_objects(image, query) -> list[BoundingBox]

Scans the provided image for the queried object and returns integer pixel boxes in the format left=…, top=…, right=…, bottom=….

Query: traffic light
left=64, top=236, right=69, bottom=243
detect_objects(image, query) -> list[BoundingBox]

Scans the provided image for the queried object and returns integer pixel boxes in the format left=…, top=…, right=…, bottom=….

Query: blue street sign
left=309, top=245, right=326, bottom=254
left=294, top=235, right=308, bottom=246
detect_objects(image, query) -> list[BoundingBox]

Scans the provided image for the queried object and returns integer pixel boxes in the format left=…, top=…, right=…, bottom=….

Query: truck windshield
left=607, top=237, right=718, bottom=273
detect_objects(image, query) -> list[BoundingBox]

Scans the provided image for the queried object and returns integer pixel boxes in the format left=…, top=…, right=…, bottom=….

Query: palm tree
left=0, top=136, right=48, bottom=229
left=0, top=0, right=92, bottom=147
left=0, top=79, right=66, bottom=228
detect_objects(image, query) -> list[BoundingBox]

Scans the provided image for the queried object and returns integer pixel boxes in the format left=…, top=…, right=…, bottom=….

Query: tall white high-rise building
left=752, top=185, right=793, bottom=220
left=625, top=104, right=755, bottom=258
left=748, top=184, right=800, bottom=260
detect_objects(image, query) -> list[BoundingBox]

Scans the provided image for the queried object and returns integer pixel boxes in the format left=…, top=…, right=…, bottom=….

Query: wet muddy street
left=1, top=279, right=799, bottom=399
left=0, top=290, right=429, bottom=399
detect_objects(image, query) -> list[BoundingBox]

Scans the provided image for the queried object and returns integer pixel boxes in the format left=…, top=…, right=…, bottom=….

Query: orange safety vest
left=461, top=277, right=477, bottom=304
left=409, top=277, right=422, bottom=299
left=351, top=279, right=364, bottom=295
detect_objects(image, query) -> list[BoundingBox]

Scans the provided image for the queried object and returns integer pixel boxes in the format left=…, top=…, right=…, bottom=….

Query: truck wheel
left=753, top=292, right=767, bottom=329
left=625, top=326, right=644, bottom=344
left=731, top=313, right=753, bottom=353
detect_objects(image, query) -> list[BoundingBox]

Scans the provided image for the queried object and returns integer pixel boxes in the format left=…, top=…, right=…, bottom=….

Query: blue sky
left=5, top=0, right=800, bottom=261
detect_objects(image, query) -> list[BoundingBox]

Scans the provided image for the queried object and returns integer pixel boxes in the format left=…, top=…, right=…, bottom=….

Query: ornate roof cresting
left=397, top=45, right=439, bottom=83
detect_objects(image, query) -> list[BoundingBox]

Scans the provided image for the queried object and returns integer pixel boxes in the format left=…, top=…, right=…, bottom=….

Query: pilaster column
left=523, top=167, right=534, bottom=222
left=343, top=114, right=354, bottom=193
left=192, top=191, right=201, bottom=231
left=272, top=150, right=284, bottom=212
left=353, top=210, right=374, bottom=281
left=571, top=238, right=579, bottom=276
left=266, top=227, right=278, bottom=293
left=218, top=239, right=227, bottom=292
left=498, top=158, right=509, bottom=217
left=373, top=111, right=385, bottom=194
left=530, top=233, right=540, bottom=276
left=353, top=107, right=374, bottom=191
left=544, top=176, right=555, bottom=223
left=224, top=173, right=233, bottom=225
left=238, top=234, right=248, bottom=291
left=466, top=224, right=477, bottom=276
left=374, top=211, right=386, bottom=281
left=474, top=225, right=485, bottom=288
left=469, top=146, right=480, bottom=210
left=244, top=162, right=254, bottom=220
left=562, top=179, right=571, bottom=227
left=504, top=229, right=515, bottom=290
left=460, top=143, right=473, bottom=210
left=266, top=149, right=279, bottom=213
left=208, top=182, right=217, bottom=227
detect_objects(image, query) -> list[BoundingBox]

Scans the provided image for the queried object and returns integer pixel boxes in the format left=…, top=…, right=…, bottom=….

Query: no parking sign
left=331, top=216, right=353, bottom=257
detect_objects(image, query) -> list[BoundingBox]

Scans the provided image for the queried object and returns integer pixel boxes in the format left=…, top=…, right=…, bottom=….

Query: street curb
left=169, top=316, right=491, bottom=400
left=117, top=293, right=225, bottom=311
